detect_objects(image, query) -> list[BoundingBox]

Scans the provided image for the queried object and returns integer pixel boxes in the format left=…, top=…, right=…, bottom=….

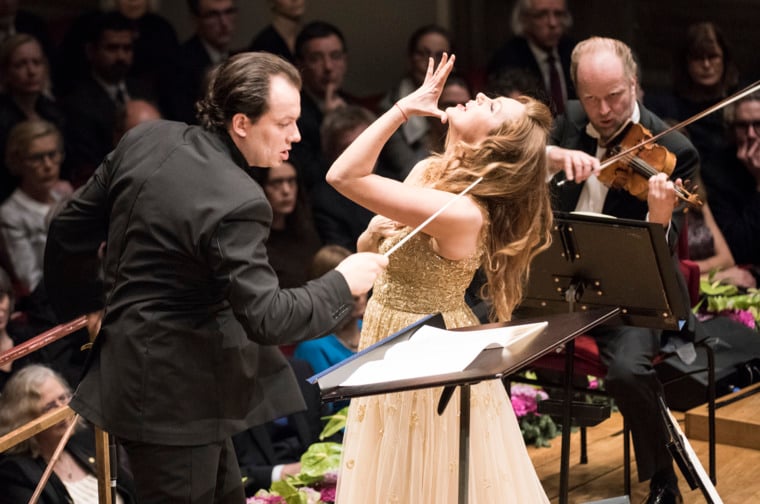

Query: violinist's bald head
left=572, top=37, right=638, bottom=142
left=571, top=37, right=638, bottom=87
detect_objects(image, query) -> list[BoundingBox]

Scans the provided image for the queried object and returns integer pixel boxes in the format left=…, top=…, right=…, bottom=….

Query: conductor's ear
left=229, top=113, right=250, bottom=139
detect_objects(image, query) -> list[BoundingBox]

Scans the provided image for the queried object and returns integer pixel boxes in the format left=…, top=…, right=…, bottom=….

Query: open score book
left=339, top=321, right=548, bottom=387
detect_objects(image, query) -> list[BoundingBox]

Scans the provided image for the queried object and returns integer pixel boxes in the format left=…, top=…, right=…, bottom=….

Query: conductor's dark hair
left=295, top=21, right=346, bottom=60
left=196, top=52, right=301, bottom=133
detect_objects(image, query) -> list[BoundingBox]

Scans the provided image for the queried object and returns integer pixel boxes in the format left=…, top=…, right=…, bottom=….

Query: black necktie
left=114, top=87, right=126, bottom=106
left=546, top=53, right=565, bottom=115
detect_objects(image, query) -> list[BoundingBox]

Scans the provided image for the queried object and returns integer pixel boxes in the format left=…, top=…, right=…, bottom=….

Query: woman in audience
left=249, top=161, right=322, bottom=288
left=1, top=119, right=70, bottom=298
left=0, top=364, right=137, bottom=503
left=248, top=0, right=307, bottom=62
left=0, top=34, right=65, bottom=203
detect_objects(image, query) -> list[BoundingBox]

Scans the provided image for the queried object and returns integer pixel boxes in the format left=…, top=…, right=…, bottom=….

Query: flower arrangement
left=510, top=380, right=559, bottom=448
left=246, top=409, right=348, bottom=504
left=696, top=276, right=759, bottom=331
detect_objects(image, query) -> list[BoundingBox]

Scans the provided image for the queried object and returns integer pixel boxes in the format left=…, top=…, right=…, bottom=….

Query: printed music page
left=340, top=321, right=547, bottom=387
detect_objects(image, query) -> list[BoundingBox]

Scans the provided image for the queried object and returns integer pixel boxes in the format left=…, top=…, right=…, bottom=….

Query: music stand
left=515, top=211, right=692, bottom=504
left=309, top=307, right=621, bottom=504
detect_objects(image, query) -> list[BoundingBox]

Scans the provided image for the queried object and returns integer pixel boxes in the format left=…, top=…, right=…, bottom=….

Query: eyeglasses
left=24, top=149, right=63, bottom=166
left=40, top=392, right=72, bottom=414
left=199, top=6, right=238, bottom=21
left=733, top=120, right=760, bottom=134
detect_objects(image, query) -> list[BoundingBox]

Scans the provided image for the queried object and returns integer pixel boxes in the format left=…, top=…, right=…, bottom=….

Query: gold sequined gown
left=336, top=229, right=549, bottom=503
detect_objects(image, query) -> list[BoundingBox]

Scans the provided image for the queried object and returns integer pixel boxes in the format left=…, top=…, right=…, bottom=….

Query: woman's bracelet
left=394, top=102, right=408, bottom=122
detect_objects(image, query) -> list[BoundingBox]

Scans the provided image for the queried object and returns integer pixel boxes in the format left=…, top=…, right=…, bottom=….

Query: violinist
left=546, top=37, right=698, bottom=504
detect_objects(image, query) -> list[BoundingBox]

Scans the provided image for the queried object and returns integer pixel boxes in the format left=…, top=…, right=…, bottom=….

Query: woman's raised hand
left=396, top=53, right=456, bottom=123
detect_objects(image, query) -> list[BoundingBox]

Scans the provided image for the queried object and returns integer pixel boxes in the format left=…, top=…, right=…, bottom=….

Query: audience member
left=161, top=0, right=239, bottom=124
left=112, top=98, right=161, bottom=146
left=62, top=11, right=153, bottom=187
left=310, top=105, right=376, bottom=250
left=0, top=364, right=137, bottom=503
left=487, top=65, right=547, bottom=103
left=291, top=21, right=355, bottom=191
left=378, top=25, right=452, bottom=165
left=0, top=33, right=64, bottom=203
left=232, top=357, right=325, bottom=497
left=1, top=120, right=70, bottom=298
left=487, top=0, right=575, bottom=115
left=646, top=22, right=741, bottom=167
left=0, top=119, right=86, bottom=385
left=546, top=37, right=698, bottom=504
left=294, top=244, right=364, bottom=377
left=0, top=266, right=35, bottom=392
left=248, top=0, right=306, bottom=62
left=247, top=161, right=322, bottom=288
left=108, top=0, right=180, bottom=93
left=701, top=92, right=760, bottom=286
left=0, top=0, right=53, bottom=61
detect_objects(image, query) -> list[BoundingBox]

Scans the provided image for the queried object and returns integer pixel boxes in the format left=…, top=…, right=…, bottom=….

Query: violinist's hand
left=86, top=309, right=104, bottom=343
left=396, top=53, right=455, bottom=124
left=546, top=147, right=600, bottom=183
left=647, top=173, right=678, bottom=227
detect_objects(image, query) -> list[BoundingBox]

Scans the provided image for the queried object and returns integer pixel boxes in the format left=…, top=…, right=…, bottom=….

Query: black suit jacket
left=62, top=74, right=153, bottom=186
left=44, top=120, right=354, bottom=446
left=161, top=35, right=214, bottom=124
left=487, top=36, right=576, bottom=101
left=549, top=100, right=699, bottom=251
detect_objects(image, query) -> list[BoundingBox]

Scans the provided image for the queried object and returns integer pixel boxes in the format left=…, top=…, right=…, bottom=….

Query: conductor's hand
left=335, top=252, right=388, bottom=296
left=547, top=146, right=600, bottom=183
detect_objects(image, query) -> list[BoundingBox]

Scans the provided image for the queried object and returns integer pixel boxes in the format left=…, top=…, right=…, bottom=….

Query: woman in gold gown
left=326, top=53, right=553, bottom=503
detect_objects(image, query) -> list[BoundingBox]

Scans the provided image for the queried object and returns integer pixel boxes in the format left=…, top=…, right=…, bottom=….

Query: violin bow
left=600, top=79, right=760, bottom=170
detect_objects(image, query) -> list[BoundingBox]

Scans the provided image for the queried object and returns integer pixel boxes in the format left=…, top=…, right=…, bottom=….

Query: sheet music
left=664, top=407, right=723, bottom=504
left=339, top=321, right=547, bottom=387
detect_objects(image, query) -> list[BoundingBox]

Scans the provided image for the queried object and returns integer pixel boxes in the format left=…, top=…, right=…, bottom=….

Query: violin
left=597, top=121, right=702, bottom=208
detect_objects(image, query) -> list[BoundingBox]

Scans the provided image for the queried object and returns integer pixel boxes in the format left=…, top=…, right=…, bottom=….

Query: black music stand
left=309, top=307, right=621, bottom=504
left=515, top=211, right=693, bottom=504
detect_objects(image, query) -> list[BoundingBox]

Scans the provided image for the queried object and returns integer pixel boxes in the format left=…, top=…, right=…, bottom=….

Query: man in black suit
left=62, top=12, right=152, bottom=187
left=487, top=0, right=575, bottom=115
left=44, top=52, right=386, bottom=503
left=546, top=37, right=698, bottom=504
left=161, top=0, right=239, bottom=124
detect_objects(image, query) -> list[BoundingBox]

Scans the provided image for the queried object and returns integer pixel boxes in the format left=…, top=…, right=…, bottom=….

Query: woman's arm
left=327, top=55, right=482, bottom=259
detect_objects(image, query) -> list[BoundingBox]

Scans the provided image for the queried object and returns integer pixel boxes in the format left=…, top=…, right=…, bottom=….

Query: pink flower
left=510, top=383, right=548, bottom=418
left=320, top=486, right=337, bottom=502
left=723, top=309, right=757, bottom=330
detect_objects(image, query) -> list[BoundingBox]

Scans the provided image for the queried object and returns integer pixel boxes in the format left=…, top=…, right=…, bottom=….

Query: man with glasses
left=487, top=0, right=575, bottom=115
left=702, top=93, right=760, bottom=286
left=162, top=0, right=239, bottom=124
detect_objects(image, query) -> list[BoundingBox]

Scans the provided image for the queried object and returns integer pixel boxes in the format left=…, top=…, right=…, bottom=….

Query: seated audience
left=160, top=0, right=239, bottom=124
left=291, top=21, right=356, bottom=192
left=248, top=0, right=307, bottom=62
left=487, top=0, right=576, bottom=115
left=62, top=11, right=154, bottom=187
left=646, top=21, right=741, bottom=168
left=248, top=161, right=322, bottom=289
left=0, top=266, right=35, bottom=392
left=310, top=105, right=376, bottom=251
left=294, top=245, right=365, bottom=377
left=378, top=24, right=452, bottom=165
left=0, top=33, right=64, bottom=202
left=702, top=92, right=760, bottom=286
left=112, top=98, right=161, bottom=146
left=0, top=364, right=137, bottom=503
